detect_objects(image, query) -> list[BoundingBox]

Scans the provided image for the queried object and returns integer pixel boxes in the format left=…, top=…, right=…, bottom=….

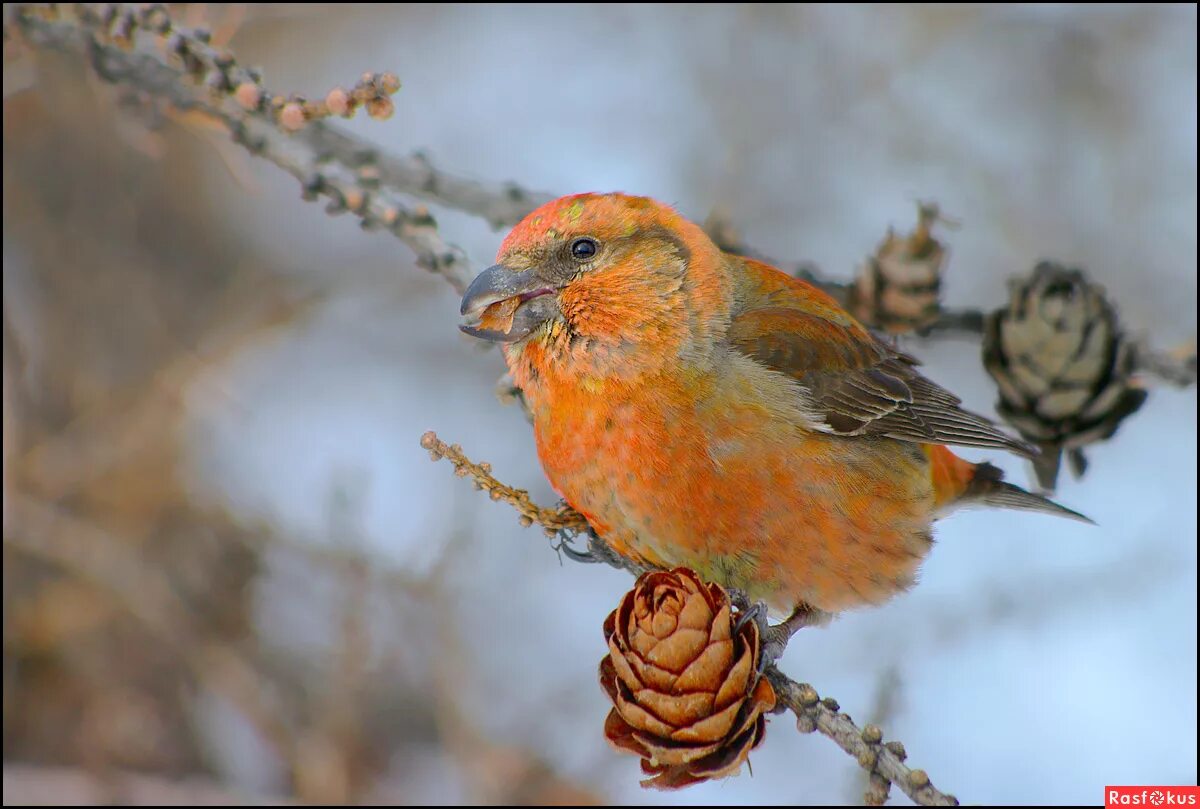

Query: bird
left=459, top=192, right=1090, bottom=632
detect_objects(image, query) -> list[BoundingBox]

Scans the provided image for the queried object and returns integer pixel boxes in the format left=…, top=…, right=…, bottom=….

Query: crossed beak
left=459, top=264, right=558, bottom=343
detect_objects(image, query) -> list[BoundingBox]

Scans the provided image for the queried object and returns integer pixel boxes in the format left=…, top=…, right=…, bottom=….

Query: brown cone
left=598, top=568, right=776, bottom=790
left=850, top=202, right=946, bottom=334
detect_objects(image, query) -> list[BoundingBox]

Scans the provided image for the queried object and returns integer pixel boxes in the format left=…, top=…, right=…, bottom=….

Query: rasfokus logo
left=1107, top=787, right=1200, bottom=807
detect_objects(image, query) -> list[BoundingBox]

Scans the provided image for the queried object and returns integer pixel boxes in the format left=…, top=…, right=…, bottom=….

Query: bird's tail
left=964, top=461, right=1094, bottom=523
left=925, top=445, right=1094, bottom=524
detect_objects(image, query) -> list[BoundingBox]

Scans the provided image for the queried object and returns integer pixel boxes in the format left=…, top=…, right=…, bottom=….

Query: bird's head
left=459, top=193, right=729, bottom=377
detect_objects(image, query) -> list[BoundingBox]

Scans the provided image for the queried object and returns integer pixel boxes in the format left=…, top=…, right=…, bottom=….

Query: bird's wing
left=726, top=257, right=1035, bottom=457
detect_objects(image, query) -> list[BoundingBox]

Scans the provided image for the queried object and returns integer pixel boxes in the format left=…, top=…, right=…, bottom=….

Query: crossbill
left=460, top=193, right=1089, bottom=621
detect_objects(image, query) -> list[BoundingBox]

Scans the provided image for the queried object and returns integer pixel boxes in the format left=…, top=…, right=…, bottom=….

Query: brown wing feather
left=727, top=306, right=1036, bottom=457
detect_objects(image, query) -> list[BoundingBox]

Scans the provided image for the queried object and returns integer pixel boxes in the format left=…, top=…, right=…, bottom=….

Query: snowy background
left=4, top=4, right=1195, bottom=805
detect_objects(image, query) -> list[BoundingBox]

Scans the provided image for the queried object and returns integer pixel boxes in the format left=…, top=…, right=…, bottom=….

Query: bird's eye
left=570, top=238, right=598, bottom=261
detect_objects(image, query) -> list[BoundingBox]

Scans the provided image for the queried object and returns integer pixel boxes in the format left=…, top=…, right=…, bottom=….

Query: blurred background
left=3, top=3, right=1196, bottom=805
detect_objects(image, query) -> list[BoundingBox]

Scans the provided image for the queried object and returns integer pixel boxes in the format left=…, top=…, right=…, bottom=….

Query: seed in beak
left=478, top=297, right=521, bottom=334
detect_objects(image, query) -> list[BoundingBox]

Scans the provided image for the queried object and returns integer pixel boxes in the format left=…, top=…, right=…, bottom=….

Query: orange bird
left=460, top=193, right=1089, bottom=628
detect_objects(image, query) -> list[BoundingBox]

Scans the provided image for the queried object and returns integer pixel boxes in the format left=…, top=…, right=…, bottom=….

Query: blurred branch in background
left=2, top=763, right=292, bottom=805
left=4, top=493, right=295, bottom=761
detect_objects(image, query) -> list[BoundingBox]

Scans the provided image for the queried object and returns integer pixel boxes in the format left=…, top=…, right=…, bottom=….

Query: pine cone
left=983, top=261, right=1147, bottom=491
left=599, top=568, right=776, bottom=790
left=849, top=202, right=947, bottom=334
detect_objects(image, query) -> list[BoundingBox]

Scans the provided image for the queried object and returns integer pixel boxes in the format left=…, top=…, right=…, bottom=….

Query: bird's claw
left=733, top=597, right=771, bottom=639
left=550, top=532, right=598, bottom=564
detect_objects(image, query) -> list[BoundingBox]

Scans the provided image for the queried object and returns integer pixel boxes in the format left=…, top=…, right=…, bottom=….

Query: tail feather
left=964, top=462, right=1095, bottom=524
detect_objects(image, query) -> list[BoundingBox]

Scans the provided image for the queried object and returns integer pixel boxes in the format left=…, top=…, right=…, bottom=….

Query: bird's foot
left=553, top=527, right=651, bottom=578
left=760, top=605, right=831, bottom=666
left=727, top=587, right=751, bottom=611
left=728, top=588, right=771, bottom=637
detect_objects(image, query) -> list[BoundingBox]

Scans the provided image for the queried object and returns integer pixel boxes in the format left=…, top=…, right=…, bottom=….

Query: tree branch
left=766, top=668, right=959, bottom=806
left=297, top=127, right=554, bottom=229
left=1133, top=338, right=1198, bottom=388
left=7, top=3, right=478, bottom=292
left=7, top=3, right=1193, bottom=383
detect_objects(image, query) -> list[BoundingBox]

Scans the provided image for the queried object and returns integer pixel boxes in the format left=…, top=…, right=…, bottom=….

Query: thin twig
left=1133, top=338, right=1198, bottom=388
left=419, top=431, right=647, bottom=575
left=7, top=4, right=477, bottom=292
left=419, top=431, right=588, bottom=534
left=296, top=127, right=553, bottom=229
left=767, top=667, right=959, bottom=807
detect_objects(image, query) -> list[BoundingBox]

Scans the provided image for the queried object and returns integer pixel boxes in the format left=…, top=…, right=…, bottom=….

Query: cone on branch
left=598, top=567, right=776, bottom=790
left=849, top=202, right=949, bottom=334
left=983, top=261, right=1148, bottom=491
